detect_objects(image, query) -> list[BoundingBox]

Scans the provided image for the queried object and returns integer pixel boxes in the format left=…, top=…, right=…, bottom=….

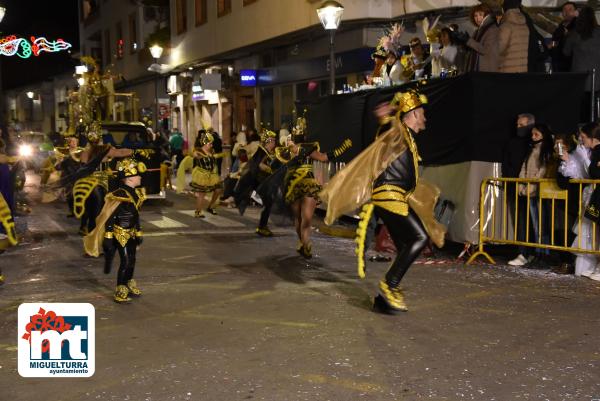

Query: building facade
left=78, top=0, right=170, bottom=130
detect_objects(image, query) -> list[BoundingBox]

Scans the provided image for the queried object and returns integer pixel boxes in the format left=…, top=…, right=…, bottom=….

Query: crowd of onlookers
left=378, top=0, right=599, bottom=118
left=501, top=111, right=600, bottom=280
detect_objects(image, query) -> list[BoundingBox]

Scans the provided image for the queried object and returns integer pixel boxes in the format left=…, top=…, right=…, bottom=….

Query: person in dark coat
left=550, top=1, right=578, bottom=72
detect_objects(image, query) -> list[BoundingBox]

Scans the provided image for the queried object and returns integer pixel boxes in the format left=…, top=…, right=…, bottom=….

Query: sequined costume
left=84, top=157, right=147, bottom=303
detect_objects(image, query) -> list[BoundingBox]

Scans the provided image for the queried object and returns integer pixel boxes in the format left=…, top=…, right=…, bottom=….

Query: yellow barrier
left=467, top=177, right=600, bottom=265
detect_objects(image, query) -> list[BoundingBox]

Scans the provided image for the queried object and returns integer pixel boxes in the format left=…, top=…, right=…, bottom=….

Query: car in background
left=15, top=131, right=54, bottom=172
left=100, top=122, right=167, bottom=199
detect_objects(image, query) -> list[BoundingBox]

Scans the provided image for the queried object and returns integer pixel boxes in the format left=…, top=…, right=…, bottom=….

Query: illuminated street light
left=26, top=91, right=34, bottom=99
left=149, top=44, right=164, bottom=60
left=316, top=1, right=344, bottom=95
left=75, top=65, right=88, bottom=75
left=0, top=7, right=6, bottom=24
left=317, top=0, right=344, bottom=30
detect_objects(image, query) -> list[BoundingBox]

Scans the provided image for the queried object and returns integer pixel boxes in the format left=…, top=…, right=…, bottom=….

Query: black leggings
left=376, top=207, right=428, bottom=288
left=259, top=196, right=272, bottom=228
left=116, top=240, right=137, bottom=286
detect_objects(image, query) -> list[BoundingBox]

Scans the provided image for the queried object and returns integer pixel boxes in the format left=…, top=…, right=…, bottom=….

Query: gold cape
left=0, top=192, right=18, bottom=247
left=176, top=155, right=194, bottom=194
left=83, top=196, right=120, bottom=257
left=319, top=119, right=446, bottom=248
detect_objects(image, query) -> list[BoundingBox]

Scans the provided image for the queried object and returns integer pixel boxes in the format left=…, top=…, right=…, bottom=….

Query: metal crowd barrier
left=467, top=177, right=600, bottom=265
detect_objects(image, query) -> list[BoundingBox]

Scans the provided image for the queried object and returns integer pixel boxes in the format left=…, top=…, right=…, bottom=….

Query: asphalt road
left=1, top=181, right=600, bottom=400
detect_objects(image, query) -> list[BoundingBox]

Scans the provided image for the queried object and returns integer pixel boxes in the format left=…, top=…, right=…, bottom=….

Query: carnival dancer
left=320, top=89, right=446, bottom=313
left=84, top=156, right=147, bottom=303
left=70, top=122, right=135, bottom=235
left=55, top=133, right=83, bottom=216
left=274, top=116, right=352, bottom=258
left=176, top=131, right=228, bottom=218
left=0, top=141, right=20, bottom=284
left=234, top=128, right=278, bottom=236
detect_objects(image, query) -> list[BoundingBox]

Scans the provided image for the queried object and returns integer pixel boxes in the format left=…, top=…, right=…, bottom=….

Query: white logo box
left=18, top=303, right=95, bottom=378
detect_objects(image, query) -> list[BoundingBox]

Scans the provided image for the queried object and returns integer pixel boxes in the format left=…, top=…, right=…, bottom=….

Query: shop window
left=115, top=21, right=124, bottom=59
left=195, top=0, right=207, bottom=26
left=217, top=0, right=231, bottom=17
left=176, top=0, right=187, bottom=35
left=129, top=13, right=138, bottom=54
left=260, top=88, right=274, bottom=128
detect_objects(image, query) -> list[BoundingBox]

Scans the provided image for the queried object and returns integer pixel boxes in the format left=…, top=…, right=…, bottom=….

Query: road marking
left=144, top=215, right=188, bottom=229
left=144, top=229, right=293, bottom=237
left=178, top=210, right=245, bottom=228
left=298, top=374, right=383, bottom=393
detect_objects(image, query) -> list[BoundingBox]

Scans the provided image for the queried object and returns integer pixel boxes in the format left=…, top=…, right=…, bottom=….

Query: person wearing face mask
left=502, top=114, right=534, bottom=266
left=509, top=123, right=555, bottom=267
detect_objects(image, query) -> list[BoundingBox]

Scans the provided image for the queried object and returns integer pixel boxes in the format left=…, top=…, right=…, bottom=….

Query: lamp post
left=317, top=0, right=344, bottom=95
left=149, top=44, right=164, bottom=132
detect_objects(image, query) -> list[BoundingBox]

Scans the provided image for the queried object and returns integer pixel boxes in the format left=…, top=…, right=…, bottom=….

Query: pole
left=154, top=76, right=159, bottom=131
left=591, top=68, right=596, bottom=122
left=329, top=30, right=335, bottom=95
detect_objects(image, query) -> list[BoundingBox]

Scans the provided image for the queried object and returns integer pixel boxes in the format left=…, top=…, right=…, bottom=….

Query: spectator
left=509, top=123, right=555, bottom=266
left=246, top=128, right=260, bottom=158
left=169, top=128, right=184, bottom=167
left=559, top=123, right=596, bottom=276
left=563, top=6, right=600, bottom=122
left=401, top=37, right=431, bottom=80
left=465, top=4, right=500, bottom=72
left=550, top=1, right=578, bottom=72
left=503, top=113, right=535, bottom=179
left=432, top=28, right=458, bottom=76
left=580, top=122, right=600, bottom=281
left=498, top=0, right=529, bottom=73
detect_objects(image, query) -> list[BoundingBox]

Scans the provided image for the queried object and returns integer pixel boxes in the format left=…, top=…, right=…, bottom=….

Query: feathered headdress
left=381, top=23, right=404, bottom=57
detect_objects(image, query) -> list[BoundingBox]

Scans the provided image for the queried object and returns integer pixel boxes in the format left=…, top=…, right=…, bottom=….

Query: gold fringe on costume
left=73, top=173, right=108, bottom=218
left=355, top=203, right=374, bottom=279
left=190, top=167, right=221, bottom=193
left=284, top=165, right=321, bottom=204
left=0, top=193, right=17, bottom=247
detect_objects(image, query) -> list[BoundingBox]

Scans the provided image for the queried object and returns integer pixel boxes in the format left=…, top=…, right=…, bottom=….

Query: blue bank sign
left=240, top=70, right=257, bottom=86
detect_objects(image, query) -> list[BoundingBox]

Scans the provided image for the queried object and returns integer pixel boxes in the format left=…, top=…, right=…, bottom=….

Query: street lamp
left=149, top=44, right=163, bottom=131
left=26, top=91, right=34, bottom=99
left=0, top=7, right=5, bottom=23
left=317, top=0, right=344, bottom=95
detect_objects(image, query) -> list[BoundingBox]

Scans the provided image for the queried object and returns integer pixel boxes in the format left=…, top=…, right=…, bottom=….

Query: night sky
left=1, top=0, right=79, bottom=89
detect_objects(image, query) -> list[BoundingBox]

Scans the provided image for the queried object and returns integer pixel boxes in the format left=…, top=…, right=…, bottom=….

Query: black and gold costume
left=320, top=89, right=446, bottom=313
left=176, top=149, right=224, bottom=194
left=55, top=146, right=83, bottom=215
left=235, top=135, right=278, bottom=235
left=84, top=157, right=146, bottom=303
left=283, top=142, right=322, bottom=205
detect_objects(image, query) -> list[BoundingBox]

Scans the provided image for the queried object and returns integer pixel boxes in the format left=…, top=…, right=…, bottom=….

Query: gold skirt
left=284, top=165, right=321, bottom=204
left=191, top=167, right=222, bottom=193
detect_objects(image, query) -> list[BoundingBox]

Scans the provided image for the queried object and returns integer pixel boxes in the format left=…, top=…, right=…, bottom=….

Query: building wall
left=78, top=0, right=162, bottom=87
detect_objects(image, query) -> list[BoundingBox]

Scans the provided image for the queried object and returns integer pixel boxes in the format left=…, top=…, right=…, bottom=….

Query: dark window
left=129, top=13, right=138, bottom=53
left=116, top=21, right=124, bottom=59
left=195, top=0, right=207, bottom=26
left=104, top=29, right=111, bottom=66
left=217, top=0, right=231, bottom=17
left=176, top=0, right=187, bottom=35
